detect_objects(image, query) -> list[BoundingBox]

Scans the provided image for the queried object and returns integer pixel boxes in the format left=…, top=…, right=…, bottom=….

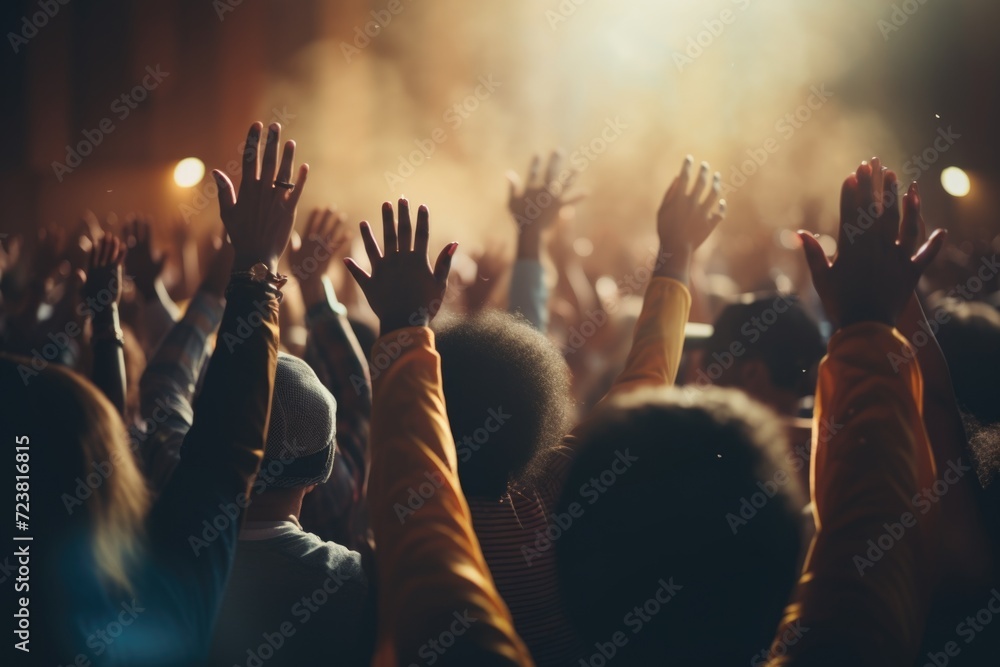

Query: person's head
left=699, top=295, right=824, bottom=416
left=0, top=354, right=150, bottom=595
left=249, top=353, right=337, bottom=516
left=435, top=310, right=573, bottom=498
left=930, top=296, right=1000, bottom=426
left=556, top=386, right=805, bottom=664
left=929, top=296, right=1000, bottom=541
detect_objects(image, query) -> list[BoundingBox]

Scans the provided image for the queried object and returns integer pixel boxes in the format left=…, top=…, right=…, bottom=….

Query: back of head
left=435, top=310, right=572, bottom=498
left=257, top=352, right=337, bottom=491
left=0, top=354, right=149, bottom=655
left=930, top=296, right=1000, bottom=426
left=556, top=386, right=804, bottom=664
left=929, top=297, right=1000, bottom=542
left=702, top=295, right=824, bottom=404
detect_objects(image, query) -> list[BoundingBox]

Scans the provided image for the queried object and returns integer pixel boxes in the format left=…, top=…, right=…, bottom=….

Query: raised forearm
left=90, top=304, right=127, bottom=415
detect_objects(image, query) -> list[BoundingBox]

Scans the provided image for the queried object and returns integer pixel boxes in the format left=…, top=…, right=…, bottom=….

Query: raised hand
left=507, top=151, right=584, bottom=259
left=799, top=157, right=947, bottom=329
left=123, top=215, right=166, bottom=299
left=344, top=199, right=457, bottom=334
left=84, top=235, right=126, bottom=309
left=289, top=208, right=348, bottom=282
left=212, top=122, right=308, bottom=273
left=654, top=156, right=726, bottom=283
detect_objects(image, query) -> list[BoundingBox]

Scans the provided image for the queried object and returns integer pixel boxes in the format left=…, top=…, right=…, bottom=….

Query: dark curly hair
left=556, top=386, right=805, bottom=664
left=435, top=309, right=573, bottom=499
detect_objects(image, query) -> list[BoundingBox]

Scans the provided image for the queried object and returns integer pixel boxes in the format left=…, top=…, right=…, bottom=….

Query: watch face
left=250, top=263, right=268, bottom=281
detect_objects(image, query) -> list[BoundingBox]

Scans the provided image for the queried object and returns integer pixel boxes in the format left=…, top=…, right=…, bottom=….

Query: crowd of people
left=2, top=120, right=999, bottom=666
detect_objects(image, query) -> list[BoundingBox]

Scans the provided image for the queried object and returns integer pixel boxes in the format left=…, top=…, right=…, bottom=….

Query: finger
left=677, top=155, right=694, bottom=196
left=318, top=208, right=335, bottom=242
left=305, top=208, right=321, bottom=238
left=692, top=161, right=710, bottom=204
left=414, top=204, right=430, bottom=255
left=837, top=173, right=861, bottom=249
left=879, top=170, right=902, bottom=247
left=871, top=157, right=883, bottom=214
left=239, top=122, right=263, bottom=196
left=98, top=237, right=110, bottom=266
left=287, top=163, right=309, bottom=210
left=799, top=231, right=831, bottom=286
left=433, top=242, right=458, bottom=284
left=290, top=230, right=302, bottom=254
left=707, top=199, right=727, bottom=231
left=527, top=155, right=541, bottom=187
left=359, top=221, right=383, bottom=264
left=397, top=198, right=413, bottom=252
left=855, top=161, right=874, bottom=222
left=912, top=229, right=948, bottom=273
left=696, top=172, right=722, bottom=221
left=213, top=170, right=237, bottom=215
left=545, top=150, right=562, bottom=188
left=506, top=171, right=521, bottom=204
left=381, top=201, right=398, bottom=255
left=260, top=123, right=281, bottom=185
left=343, top=257, right=372, bottom=288
left=898, top=183, right=921, bottom=256
left=276, top=139, right=295, bottom=187
left=902, top=181, right=926, bottom=242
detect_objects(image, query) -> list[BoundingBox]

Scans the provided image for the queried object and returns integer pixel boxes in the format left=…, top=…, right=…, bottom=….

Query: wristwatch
left=229, top=262, right=288, bottom=301
left=232, top=262, right=274, bottom=283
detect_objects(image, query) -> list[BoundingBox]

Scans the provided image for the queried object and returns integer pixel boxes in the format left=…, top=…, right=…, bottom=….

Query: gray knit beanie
left=258, top=352, right=337, bottom=489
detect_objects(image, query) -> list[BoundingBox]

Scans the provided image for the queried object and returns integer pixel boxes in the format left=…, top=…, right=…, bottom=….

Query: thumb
left=798, top=231, right=831, bottom=288
left=912, top=228, right=947, bottom=275
left=433, top=242, right=459, bottom=284
left=505, top=172, right=520, bottom=204
left=343, top=257, right=371, bottom=290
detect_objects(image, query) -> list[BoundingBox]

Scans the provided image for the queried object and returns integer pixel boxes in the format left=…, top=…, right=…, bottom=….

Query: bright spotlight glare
left=940, top=167, right=970, bottom=197
left=173, top=158, right=205, bottom=188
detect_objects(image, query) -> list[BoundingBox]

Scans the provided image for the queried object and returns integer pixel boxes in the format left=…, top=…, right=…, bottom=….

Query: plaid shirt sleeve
left=298, top=291, right=372, bottom=551
left=136, top=289, right=225, bottom=493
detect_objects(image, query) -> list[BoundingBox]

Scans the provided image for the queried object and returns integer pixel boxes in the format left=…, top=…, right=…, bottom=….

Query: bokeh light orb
left=940, top=167, right=970, bottom=197
left=173, top=157, right=205, bottom=188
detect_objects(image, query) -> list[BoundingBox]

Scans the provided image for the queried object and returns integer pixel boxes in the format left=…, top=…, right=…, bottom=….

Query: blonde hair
left=47, top=363, right=151, bottom=594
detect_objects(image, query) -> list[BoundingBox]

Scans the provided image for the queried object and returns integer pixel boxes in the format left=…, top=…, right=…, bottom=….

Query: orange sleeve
left=368, top=327, right=535, bottom=667
left=768, top=323, right=939, bottom=666
left=601, top=277, right=691, bottom=401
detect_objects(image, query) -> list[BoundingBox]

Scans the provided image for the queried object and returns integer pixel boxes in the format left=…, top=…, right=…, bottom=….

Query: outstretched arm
left=506, top=152, right=583, bottom=331
left=137, top=237, right=233, bottom=492
left=892, top=189, right=994, bottom=592
left=124, top=216, right=180, bottom=355
left=596, top=156, right=725, bottom=404
left=84, top=235, right=128, bottom=415
left=770, top=159, right=947, bottom=665
left=292, top=208, right=373, bottom=549
left=345, top=200, right=533, bottom=666
left=142, top=122, right=308, bottom=660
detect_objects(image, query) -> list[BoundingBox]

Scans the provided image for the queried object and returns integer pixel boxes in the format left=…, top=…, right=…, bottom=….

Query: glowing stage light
left=173, top=158, right=205, bottom=187
left=940, top=167, right=970, bottom=197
